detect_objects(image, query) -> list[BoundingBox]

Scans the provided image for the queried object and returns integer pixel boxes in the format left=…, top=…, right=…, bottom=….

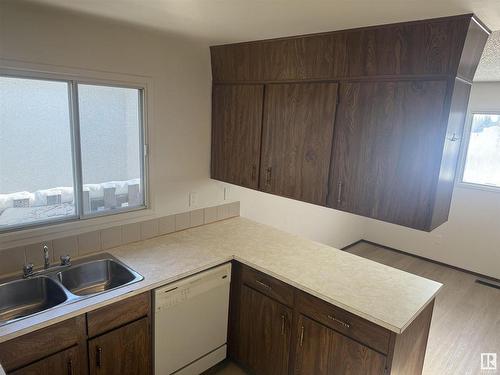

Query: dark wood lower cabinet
left=238, top=285, right=292, bottom=375
left=294, top=315, right=387, bottom=375
left=230, top=263, right=435, bottom=375
left=9, top=346, right=81, bottom=375
left=0, top=292, right=151, bottom=375
left=1, top=266, right=434, bottom=375
left=293, top=315, right=333, bottom=375
left=88, top=317, right=150, bottom=375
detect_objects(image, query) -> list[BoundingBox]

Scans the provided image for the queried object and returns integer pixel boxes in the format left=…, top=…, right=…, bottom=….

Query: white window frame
left=456, top=110, right=500, bottom=193
left=0, top=67, right=150, bottom=234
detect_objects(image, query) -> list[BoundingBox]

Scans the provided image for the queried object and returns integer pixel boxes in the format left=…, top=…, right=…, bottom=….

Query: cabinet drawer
left=296, top=291, right=391, bottom=354
left=240, top=264, right=294, bottom=307
left=87, top=292, right=150, bottom=338
left=0, top=316, right=85, bottom=372
left=9, top=345, right=82, bottom=375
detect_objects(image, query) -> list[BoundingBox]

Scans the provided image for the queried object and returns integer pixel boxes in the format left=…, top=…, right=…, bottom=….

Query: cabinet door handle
left=299, top=325, right=305, bottom=347
left=327, top=314, right=351, bottom=329
left=337, top=182, right=343, bottom=204
left=67, top=359, right=73, bottom=375
left=266, top=167, right=272, bottom=186
left=96, top=346, right=103, bottom=368
left=281, top=314, right=286, bottom=335
left=255, top=279, right=271, bottom=290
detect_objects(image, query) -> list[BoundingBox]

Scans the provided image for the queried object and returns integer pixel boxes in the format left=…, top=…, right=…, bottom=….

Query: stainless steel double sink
left=0, top=253, right=143, bottom=327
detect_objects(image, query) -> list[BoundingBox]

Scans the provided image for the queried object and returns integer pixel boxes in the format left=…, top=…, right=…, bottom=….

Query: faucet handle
left=23, top=263, right=34, bottom=278
left=60, top=255, right=71, bottom=266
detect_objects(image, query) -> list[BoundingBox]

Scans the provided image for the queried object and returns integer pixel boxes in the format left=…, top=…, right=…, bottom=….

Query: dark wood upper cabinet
left=260, top=82, right=338, bottom=205
left=456, top=19, right=490, bottom=81
left=211, top=33, right=346, bottom=82
left=210, top=14, right=489, bottom=231
left=342, top=18, right=471, bottom=78
left=328, top=80, right=448, bottom=230
left=211, top=84, right=264, bottom=189
left=210, top=15, right=486, bottom=83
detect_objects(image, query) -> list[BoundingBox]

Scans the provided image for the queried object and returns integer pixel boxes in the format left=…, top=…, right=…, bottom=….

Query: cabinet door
left=238, top=284, right=292, bottom=375
left=260, top=83, right=338, bottom=205
left=89, top=317, right=150, bottom=375
left=294, top=315, right=386, bottom=375
left=10, top=346, right=81, bottom=375
left=211, top=84, right=264, bottom=189
left=294, top=315, right=334, bottom=375
left=330, top=330, right=387, bottom=375
left=328, top=80, right=448, bottom=230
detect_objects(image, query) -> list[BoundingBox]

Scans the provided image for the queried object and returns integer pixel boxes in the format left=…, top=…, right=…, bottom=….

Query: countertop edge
left=233, top=256, right=442, bottom=334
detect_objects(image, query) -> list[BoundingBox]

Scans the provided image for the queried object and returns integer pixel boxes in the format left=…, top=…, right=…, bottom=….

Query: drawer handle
left=299, top=325, right=305, bottom=347
left=281, top=314, right=286, bottom=335
left=96, top=346, right=103, bottom=368
left=255, top=279, right=271, bottom=290
left=328, top=315, right=351, bottom=329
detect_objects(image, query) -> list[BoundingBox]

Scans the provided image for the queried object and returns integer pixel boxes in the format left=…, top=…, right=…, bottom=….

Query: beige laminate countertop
left=0, top=217, right=442, bottom=343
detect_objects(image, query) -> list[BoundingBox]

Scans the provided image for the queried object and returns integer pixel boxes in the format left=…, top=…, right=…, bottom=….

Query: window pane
left=463, top=113, right=500, bottom=188
left=0, top=76, right=76, bottom=229
left=78, top=84, right=144, bottom=215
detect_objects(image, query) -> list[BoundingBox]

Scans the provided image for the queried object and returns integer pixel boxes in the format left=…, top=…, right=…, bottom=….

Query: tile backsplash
left=0, top=202, right=240, bottom=278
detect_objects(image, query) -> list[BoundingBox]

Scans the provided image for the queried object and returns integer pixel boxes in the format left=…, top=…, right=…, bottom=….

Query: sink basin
left=0, top=254, right=143, bottom=327
left=57, top=259, right=141, bottom=296
left=0, top=276, right=68, bottom=324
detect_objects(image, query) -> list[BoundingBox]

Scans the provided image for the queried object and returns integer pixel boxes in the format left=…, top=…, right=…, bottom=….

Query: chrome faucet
left=43, top=245, right=50, bottom=269
left=22, top=245, right=70, bottom=278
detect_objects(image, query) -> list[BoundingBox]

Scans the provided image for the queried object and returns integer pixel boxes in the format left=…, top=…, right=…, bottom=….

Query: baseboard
left=342, top=239, right=500, bottom=284
left=172, top=345, right=227, bottom=375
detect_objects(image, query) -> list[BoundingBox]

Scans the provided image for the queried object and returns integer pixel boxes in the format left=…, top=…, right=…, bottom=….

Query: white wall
left=364, top=82, right=500, bottom=279
left=0, top=0, right=228, bottom=248
left=231, top=186, right=365, bottom=249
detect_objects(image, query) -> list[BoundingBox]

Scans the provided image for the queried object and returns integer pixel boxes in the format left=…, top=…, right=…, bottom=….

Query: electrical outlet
left=189, top=192, right=198, bottom=207
left=224, top=186, right=230, bottom=201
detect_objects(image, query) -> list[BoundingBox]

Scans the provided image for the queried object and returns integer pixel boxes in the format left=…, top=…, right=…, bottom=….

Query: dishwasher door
left=154, top=263, right=231, bottom=375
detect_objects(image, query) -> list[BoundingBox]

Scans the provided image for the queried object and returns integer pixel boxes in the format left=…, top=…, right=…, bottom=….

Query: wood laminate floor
left=214, top=241, right=500, bottom=375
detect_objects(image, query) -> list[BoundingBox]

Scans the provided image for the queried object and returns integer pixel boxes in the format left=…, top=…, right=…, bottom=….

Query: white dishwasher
left=154, top=263, right=231, bottom=375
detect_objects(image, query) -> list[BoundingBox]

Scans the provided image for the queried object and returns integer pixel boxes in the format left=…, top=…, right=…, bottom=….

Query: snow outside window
left=462, top=113, right=500, bottom=189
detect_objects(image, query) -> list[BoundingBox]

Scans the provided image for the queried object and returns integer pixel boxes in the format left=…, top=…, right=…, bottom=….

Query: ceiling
left=30, top=0, right=500, bottom=81
left=475, top=31, right=500, bottom=81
